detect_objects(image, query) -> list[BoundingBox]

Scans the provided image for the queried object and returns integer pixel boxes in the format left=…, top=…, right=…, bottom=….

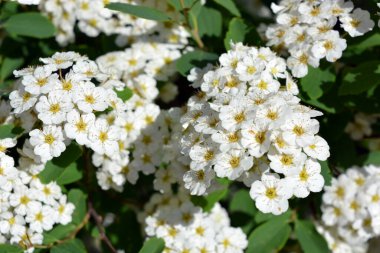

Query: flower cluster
left=261, top=0, right=375, bottom=77
left=141, top=191, right=248, bottom=253
left=9, top=51, right=151, bottom=192
left=33, top=0, right=193, bottom=46
left=0, top=151, right=74, bottom=252
left=318, top=165, right=380, bottom=253
left=345, top=113, right=379, bottom=141
left=94, top=43, right=187, bottom=191
left=180, top=43, right=330, bottom=215
left=96, top=40, right=183, bottom=95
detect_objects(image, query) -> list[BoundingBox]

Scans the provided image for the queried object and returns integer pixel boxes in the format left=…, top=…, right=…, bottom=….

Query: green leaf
left=0, top=124, right=23, bottom=139
left=295, top=220, right=329, bottom=253
left=229, top=189, right=256, bottom=216
left=339, top=61, right=380, bottom=95
left=51, top=239, right=86, bottom=253
left=68, top=189, right=87, bottom=225
left=38, top=143, right=83, bottom=185
left=301, top=67, right=335, bottom=100
left=56, top=164, right=82, bottom=186
left=0, top=244, right=23, bottom=253
left=115, top=87, right=133, bottom=102
left=364, top=151, right=380, bottom=166
left=197, top=7, right=222, bottom=37
left=320, top=161, right=332, bottom=186
left=254, top=210, right=291, bottom=224
left=4, top=12, right=56, bottom=39
left=0, top=2, right=19, bottom=20
left=213, top=0, right=241, bottom=17
left=176, top=50, right=218, bottom=76
left=191, top=187, right=228, bottom=212
left=348, top=33, right=380, bottom=54
left=43, top=224, right=77, bottom=244
left=247, top=215, right=292, bottom=253
left=224, top=18, right=249, bottom=50
left=0, top=57, right=24, bottom=81
left=106, top=3, right=171, bottom=21
left=139, top=237, right=165, bottom=253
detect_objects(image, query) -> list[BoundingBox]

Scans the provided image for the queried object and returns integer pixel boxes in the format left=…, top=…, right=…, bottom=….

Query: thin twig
left=179, top=0, right=204, bottom=49
left=88, top=202, right=118, bottom=253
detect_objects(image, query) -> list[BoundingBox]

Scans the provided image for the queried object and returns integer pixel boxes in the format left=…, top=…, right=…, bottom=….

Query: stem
left=179, top=0, right=204, bottom=49
left=88, top=202, right=118, bottom=253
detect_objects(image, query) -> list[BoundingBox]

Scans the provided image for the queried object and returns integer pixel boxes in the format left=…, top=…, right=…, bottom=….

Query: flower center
left=37, top=78, right=47, bottom=87
left=204, top=150, right=214, bottom=161
left=85, top=95, right=95, bottom=104
left=280, top=154, right=293, bottom=166
left=196, top=170, right=205, bottom=181
left=229, top=156, right=240, bottom=168
left=299, top=168, right=309, bottom=181
left=255, top=131, right=266, bottom=144
left=234, top=112, right=246, bottom=123
left=350, top=19, right=361, bottom=28
left=247, top=66, right=256, bottom=74
left=75, top=119, right=87, bottom=132
left=265, top=187, right=277, bottom=199
left=49, top=103, right=61, bottom=114
left=44, top=134, right=55, bottom=144
left=22, top=92, right=32, bottom=102
left=293, top=125, right=305, bottom=136
left=99, top=131, right=108, bottom=142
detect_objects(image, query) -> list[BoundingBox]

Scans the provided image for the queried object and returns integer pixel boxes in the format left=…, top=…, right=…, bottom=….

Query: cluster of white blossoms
left=25, top=0, right=194, bottom=46
left=261, top=0, right=375, bottom=77
left=140, top=191, right=248, bottom=253
left=8, top=51, right=150, bottom=192
left=180, top=43, right=330, bottom=215
left=94, top=43, right=187, bottom=191
left=0, top=150, right=74, bottom=252
left=318, top=165, right=380, bottom=253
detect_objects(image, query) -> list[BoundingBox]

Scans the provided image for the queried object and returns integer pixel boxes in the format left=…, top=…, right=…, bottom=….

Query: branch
left=88, top=202, right=118, bottom=253
left=179, top=0, right=204, bottom=49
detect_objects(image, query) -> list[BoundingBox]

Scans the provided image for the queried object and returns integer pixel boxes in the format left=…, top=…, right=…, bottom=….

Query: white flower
left=303, top=136, right=330, bottom=161
left=88, top=118, right=119, bottom=156
left=214, top=149, right=253, bottom=180
left=29, top=125, right=66, bottom=162
left=64, top=110, right=95, bottom=146
left=189, top=142, right=218, bottom=171
left=72, top=82, right=108, bottom=113
left=311, top=31, right=347, bottom=62
left=282, top=116, right=320, bottom=147
left=287, top=159, right=324, bottom=198
left=9, top=89, right=38, bottom=114
left=54, top=196, right=75, bottom=225
left=287, top=50, right=319, bottom=78
left=25, top=203, right=55, bottom=233
left=40, top=52, right=82, bottom=70
left=268, top=149, right=306, bottom=175
left=340, top=9, right=374, bottom=37
left=250, top=174, right=292, bottom=215
left=241, top=123, right=271, bottom=157
left=35, top=91, right=73, bottom=124
left=183, top=168, right=215, bottom=195
left=216, top=227, right=248, bottom=253
left=219, top=101, right=254, bottom=131
left=22, top=66, right=58, bottom=95
left=0, top=138, right=17, bottom=154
